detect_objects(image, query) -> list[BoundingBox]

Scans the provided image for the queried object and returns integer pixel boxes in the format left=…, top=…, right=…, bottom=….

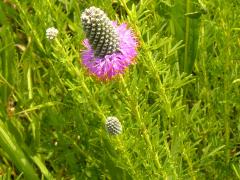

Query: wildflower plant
left=0, top=0, right=240, bottom=180
left=80, top=6, right=138, bottom=80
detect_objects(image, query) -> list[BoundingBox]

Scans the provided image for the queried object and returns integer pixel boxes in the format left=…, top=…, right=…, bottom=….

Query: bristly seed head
left=81, top=6, right=120, bottom=57
left=105, top=116, right=122, bottom=135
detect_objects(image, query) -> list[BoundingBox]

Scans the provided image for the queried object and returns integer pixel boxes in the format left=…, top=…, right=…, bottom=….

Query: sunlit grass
left=0, top=0, right=239, bottom=179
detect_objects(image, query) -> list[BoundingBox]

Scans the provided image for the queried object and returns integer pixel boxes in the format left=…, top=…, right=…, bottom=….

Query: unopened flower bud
left=46, top=27, right=59, bottom=40
left=105, top=116, right=122, bottom=135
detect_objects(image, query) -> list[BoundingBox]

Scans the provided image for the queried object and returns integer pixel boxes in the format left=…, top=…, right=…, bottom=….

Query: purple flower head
left=81, top=6, right=138, bottom=80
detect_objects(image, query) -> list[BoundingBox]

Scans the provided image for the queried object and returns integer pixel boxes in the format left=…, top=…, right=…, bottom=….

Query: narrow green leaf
left=0, top=120, right=39, bottom=180
left=170, top=0, right=201, bottom=74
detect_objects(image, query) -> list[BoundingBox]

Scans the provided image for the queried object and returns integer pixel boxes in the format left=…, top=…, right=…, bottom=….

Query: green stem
left=119, top=0, right=132, bottom=19
left=116, top=137, right=137, bottom=177
left=184, top=0, right=191, bottom=73
left=81, top=81, right=106, bottom=120
left=120, top=75, right=166, bottom=177
left=81, top=80, right=136, bottom=177
left=32, top=155, right=53, bottom=179
left=223, top=23, right=231, bottom=165
left=27, top=67, right=33, bottom=100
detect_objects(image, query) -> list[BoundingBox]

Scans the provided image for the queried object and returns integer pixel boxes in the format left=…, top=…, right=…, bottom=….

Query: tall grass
left=0, top=0, right=239, bottom=179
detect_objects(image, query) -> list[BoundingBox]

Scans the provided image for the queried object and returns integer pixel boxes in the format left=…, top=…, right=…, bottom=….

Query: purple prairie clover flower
left=81, top=6, right=138, bottom=80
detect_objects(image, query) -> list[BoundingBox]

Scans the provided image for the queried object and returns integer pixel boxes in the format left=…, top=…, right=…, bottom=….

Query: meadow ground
left=0, top=0, right=240, bottom=179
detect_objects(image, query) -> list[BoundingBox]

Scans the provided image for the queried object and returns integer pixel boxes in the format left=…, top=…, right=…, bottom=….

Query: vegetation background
left=0, top=0, right=239, bottom=179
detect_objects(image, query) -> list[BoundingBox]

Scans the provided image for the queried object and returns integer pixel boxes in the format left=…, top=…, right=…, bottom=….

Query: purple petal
left=81, top=22, right=138, bottom=80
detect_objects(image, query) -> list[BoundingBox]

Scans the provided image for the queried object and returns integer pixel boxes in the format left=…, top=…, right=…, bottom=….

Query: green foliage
left=0, top=0, right=239, bottom=179
left=169, top=0, right=202, bottom=74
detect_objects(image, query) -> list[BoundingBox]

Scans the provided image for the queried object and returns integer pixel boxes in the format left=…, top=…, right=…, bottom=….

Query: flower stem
left=116, top=137, right=137, bottom=177
left=80, top=80, right=136, bottom=176
left=27, top=67, right=33, bottom=100
left=120, top=75, right=166, bottom=177
left=80, top=81, right=106, bottom=120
